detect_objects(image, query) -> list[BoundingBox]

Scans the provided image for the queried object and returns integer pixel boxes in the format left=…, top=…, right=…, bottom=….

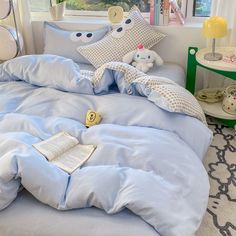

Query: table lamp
left=203, top=16, right=227, bottom=61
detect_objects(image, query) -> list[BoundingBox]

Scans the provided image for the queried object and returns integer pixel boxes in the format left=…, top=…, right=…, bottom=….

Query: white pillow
left=77, top=7, right=165, bottom=68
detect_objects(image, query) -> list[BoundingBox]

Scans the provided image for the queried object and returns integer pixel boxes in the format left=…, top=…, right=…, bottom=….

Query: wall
left=32, top=20, right=206, bottom=72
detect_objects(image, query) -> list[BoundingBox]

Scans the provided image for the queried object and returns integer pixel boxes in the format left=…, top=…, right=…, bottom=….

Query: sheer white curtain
left=204, top=0, right=236, bottom=88
left=211, top=0, right=236, bottom=46
left=17, top=0, right=35, bottom=54
left=0, top=0, right=35, bottom=54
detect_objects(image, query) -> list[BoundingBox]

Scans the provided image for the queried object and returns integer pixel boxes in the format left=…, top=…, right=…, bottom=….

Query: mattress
left=0, top=190, right=159, bottom=236
left=79, top=63, right=186, bottom=87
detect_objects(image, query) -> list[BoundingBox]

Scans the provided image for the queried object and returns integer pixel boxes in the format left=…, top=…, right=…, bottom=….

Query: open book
left=33, top=132, right=96, bottom=174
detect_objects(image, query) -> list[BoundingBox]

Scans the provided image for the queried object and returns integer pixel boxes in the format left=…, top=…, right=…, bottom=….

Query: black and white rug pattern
left=197, top=117, right=236, bottom=236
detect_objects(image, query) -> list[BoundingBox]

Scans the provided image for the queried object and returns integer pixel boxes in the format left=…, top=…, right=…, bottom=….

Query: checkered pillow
left=77, top=7, right=166, bottom=68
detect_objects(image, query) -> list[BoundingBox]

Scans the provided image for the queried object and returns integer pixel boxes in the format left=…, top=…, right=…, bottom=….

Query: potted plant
left=49, top=0, right=66, bottom=21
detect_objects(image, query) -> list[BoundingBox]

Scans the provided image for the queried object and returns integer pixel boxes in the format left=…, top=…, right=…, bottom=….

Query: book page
left=51, top=144, right=96, bottom=174
left=33, top=132, right=79, bottom=161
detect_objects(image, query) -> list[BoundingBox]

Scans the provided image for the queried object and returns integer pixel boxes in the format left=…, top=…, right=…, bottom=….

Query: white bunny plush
left=122, top=43, right=163, bottom=73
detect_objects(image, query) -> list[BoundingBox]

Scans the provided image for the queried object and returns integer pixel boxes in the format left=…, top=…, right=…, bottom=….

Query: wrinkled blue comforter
left=0, top=55, right=212, bottom=236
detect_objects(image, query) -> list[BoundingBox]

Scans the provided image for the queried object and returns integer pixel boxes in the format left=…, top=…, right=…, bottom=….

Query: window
left=186, top=0, right=212, bottom=22
left=193, top=0, right=211, bottom=17
left=29, top=0, right=212, bottom=23
left=29, top=0, right=149, bottom=13
left=29, top=0, right=50, bottom=12
left=66, top=0, right=150, bottom=12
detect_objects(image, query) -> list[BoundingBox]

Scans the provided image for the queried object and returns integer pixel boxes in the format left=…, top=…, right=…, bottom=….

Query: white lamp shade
left=0, top=25, right=23, bottom=60
left=0, top=0, right=11, bottom=19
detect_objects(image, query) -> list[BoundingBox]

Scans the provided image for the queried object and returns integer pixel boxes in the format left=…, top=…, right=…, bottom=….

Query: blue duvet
left=0, top=55, right=212, bottom=236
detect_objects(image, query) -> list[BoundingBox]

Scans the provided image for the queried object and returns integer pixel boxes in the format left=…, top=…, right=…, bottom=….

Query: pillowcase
left=43, top=22, right=110, bottom=64
left=77, top=7, right=165, bottom=68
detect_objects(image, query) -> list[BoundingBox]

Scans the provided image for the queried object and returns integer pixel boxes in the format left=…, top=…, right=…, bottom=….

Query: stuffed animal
left=85, top=110, right=102, bottom=128
left=122, top=44, right=163, bottom=73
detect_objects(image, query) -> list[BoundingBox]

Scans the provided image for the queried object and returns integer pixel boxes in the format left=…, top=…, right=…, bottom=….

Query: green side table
left=186, top=46, right=236, bottom=127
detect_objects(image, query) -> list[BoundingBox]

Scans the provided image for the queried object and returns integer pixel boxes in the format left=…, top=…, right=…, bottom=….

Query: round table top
left=196, top=47, right=236, bottom=72
left=198, top=100, right=236, bottom=120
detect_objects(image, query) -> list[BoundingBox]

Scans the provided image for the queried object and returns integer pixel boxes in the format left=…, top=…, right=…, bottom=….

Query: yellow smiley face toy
left=85, top=110, right=102, bottom=128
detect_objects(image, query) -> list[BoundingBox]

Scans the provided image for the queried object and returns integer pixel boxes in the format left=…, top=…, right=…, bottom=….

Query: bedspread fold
left=0, top=55, right=206, bottom=124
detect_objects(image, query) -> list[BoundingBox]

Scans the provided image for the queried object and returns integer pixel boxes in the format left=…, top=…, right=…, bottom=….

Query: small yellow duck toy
left=85, top=110, right=102, bottom=128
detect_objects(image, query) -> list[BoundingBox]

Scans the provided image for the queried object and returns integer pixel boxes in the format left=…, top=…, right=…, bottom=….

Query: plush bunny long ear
left=152, top=51, right=163, bottom=66
left=122, top=50, right=137, bottom=64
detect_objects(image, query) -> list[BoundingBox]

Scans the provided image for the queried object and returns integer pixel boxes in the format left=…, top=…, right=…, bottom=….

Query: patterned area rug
left=196, top=118, right=236, bottom=236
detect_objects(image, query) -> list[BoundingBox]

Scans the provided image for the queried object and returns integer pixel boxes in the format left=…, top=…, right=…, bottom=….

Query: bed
left=0, top=6, right=213, bottom=235
left=0, top=53, right=212, bottom=236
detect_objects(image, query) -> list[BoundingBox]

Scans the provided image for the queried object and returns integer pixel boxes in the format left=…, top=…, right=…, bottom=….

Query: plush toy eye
left=70, top=32, right=83, bottom=42
left=123, top=18, right=134, bottom=30
left=125, top=19, right=132, bottom=24
left=111, top=27, right=125, bottom=38
left=137, top=54, right=140, bottom=57
left=86, top=33, right=93, bottom=38
left=81, top=32, right=94, bottom=43
left=148, top=56, right=151, bottom=59
left=117, top=27, right=123, bottom=32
